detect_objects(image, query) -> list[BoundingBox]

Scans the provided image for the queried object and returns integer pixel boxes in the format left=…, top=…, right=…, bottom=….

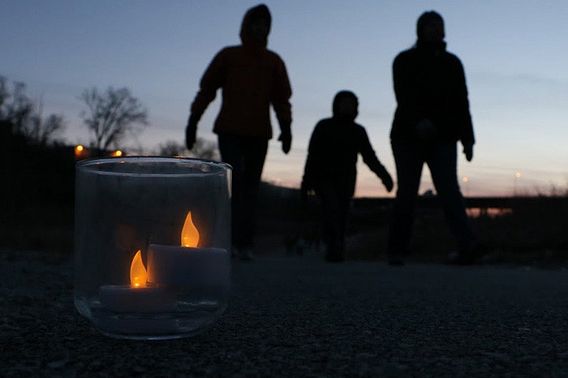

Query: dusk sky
left=2, top=1, right=567, bottom=197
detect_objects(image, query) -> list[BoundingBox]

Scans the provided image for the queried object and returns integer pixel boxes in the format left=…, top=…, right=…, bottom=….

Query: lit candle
left=98, top=250, right=176, bottom=313
left=147, top=212, right=230, bottom=288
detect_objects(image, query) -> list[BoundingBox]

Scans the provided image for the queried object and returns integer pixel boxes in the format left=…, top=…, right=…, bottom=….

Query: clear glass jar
left=74, top=157, right=231, bottom=340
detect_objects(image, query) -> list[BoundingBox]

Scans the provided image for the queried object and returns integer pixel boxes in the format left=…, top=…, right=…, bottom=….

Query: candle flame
left=130, top=250, right=147, bottom=288
left=181, top=211, right=199, bottom=247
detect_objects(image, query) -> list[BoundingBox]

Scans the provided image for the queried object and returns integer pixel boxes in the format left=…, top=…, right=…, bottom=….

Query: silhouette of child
left=301, top=91, right=393, bottom=262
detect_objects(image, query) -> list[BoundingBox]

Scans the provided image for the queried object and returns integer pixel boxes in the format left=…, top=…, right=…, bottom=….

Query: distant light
left=515, top=172, right=521, bottom=178
left=74, top=145, right=86, bottom=159
left=462, top=176, right=469, bottom=183
left=112, top=150, right=123, bottom=157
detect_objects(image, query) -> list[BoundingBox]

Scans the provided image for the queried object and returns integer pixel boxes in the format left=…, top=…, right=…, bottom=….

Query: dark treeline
left=1, top=127, right=567, bottom=263
left=1, top=120, right=75, bottom=253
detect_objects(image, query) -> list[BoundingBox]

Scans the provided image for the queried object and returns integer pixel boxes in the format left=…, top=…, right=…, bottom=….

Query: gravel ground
left=2, top=249, right=568, bottom=377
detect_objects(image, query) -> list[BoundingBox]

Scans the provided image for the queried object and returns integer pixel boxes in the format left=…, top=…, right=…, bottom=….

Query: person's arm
left=454, top=58, right=475, bottom=161
left=271, top=56, right=293, bottom=154
left=393, top=53, right=419, bottom=120
left=392, top=54, right=406, bottom=105
left=302, top=123, right=323, bottom=195
left=358, top=127, right=393, bottom=192
left=394, top=51, right=432, bottom=134
left=186, top=49, right=226, bottom=149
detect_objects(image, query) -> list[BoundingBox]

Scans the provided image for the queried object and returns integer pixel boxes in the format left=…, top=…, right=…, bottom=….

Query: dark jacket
left=391, top=42, right=475, bottom=144
left=303, top=118, right=389, bottom=197
left=190, top=5, right=292, bottom=139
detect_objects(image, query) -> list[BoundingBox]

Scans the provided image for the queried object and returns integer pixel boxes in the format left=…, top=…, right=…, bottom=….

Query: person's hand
left=381, top=172, right=394, bottom=193
left=185, top=115, right=198, bottom=150
left=279, top=131, right=292, bottom=154
left=462, top=142, right=474, bottom=162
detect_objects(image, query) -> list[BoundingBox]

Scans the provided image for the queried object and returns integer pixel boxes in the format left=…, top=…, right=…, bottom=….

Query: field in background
left=256, top=185, right=568, bottom=265
left=1, top=136, right=567, bottom=265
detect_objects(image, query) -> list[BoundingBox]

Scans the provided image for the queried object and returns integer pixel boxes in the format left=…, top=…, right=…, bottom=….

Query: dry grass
left=256, top=188, right=568, bottom=265
left=2, top=173, right=567, bottom=266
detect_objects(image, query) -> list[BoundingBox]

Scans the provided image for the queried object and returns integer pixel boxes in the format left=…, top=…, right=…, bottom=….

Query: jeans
left=316, top=183, right=352, bottom=259
left=218, top=134, right=268, bottom=249
left=388, top=141, right=474, bottom=255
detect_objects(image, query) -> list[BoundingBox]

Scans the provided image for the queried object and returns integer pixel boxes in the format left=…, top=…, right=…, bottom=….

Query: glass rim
left=76, top=156, right=232, bottom=177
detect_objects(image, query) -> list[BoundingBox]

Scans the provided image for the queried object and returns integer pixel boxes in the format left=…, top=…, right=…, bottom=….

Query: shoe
left=325, top=252, right=345, bottom=263
left=447, top=242, right=481, bottom=265
left=239, top=247, right=254, bottom=261
left=387, top=255, right=405, bottom=266
left=447, top=251, right=475, bottom=265
left=387, top=248, right=409, bottom=266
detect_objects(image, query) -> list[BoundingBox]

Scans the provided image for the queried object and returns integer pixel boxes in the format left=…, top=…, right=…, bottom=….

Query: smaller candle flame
left=181, top=211, right=199, bottom=248
left=130, top=250, right=147, bottom=288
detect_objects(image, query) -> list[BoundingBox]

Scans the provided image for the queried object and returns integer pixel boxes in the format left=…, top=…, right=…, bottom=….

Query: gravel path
left=2, top=250, right=568, bottom=377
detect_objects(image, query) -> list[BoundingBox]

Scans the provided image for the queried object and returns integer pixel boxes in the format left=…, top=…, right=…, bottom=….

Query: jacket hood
left=416, top=11, right=444, bottom=40
left=240, top=4, right=272, bottom=49
left=332, top=90, right=359, bottom=123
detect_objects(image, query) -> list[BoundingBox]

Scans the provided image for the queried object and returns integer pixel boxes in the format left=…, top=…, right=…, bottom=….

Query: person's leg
left=427, top=143, right=475, bottom=253
left=217, top=134, right=246, bottom=254
left=238, top=136, right=269, bottom=254
left=336, top=191, right=352, bottom=262
left=387, top=141, right=424, bottom=261
left=317, top=185, right=343, bottom=261
left=317, top=186, right=333, bottom=259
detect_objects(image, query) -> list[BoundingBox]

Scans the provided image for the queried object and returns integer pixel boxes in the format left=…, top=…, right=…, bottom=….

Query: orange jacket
left=190, top=46, right=292, bottom=139
left=190, top=5, right=292, bottom=139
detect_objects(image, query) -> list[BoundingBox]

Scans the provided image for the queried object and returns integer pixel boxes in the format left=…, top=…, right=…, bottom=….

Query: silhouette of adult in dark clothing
left=388, top=11, right=476, bottom=265
left=186, top=4, right=292, bottom=260
left=302, top=91, right=393, bottom=262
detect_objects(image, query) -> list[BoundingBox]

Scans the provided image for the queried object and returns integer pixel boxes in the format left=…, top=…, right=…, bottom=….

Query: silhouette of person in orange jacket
left=186, top=4, right=292, bottom=260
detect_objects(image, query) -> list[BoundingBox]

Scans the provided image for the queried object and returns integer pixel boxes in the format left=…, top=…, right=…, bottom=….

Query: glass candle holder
left=74, top=157, right=231, bottom=340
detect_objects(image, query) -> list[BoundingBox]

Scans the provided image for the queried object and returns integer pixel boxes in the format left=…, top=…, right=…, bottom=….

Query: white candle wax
left=147, top=244, right=230, bottom=288
left=98, top=285, right=177, bottom=313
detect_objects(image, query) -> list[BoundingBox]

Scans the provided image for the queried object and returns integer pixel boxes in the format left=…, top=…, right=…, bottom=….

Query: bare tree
left=0, top=76, right=32, bottom=130
left=157, top=138, right=219, bottom=160
left=158, top=140, right=187, bottom=157
left=79, top=87, right=148, bottom=151
left=0, top=75, right=65, bottom=145
left=26, top=102, right=66, bottom=145
left=191, top=138, right=219, bottom=160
